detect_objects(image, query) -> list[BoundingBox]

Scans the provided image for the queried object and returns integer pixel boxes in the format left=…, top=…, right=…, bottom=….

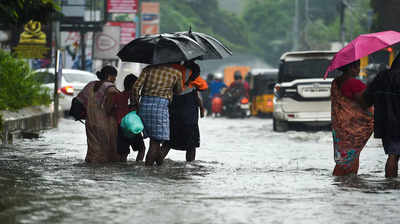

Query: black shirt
left=364, top=69, right=400, bottom=138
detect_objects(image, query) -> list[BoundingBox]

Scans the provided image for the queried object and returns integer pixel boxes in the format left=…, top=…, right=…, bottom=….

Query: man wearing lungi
left=132, top=64, right=183, bottom=166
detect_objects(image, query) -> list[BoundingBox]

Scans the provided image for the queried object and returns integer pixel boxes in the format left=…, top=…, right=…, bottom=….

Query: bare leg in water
left=333, top=156, right=360, bottom=176
left=186, top=148, right=196, bottom=162
left=160, top=143, right=170, bottom=161
left=145, top=139, right=163, bottom=166
left=160, top=145, right=196, bottom=162
left=136, top=147, right=145, bottom=162
left=385, top=154, right=399, bottom=178
left=135, top=134, right=146, bottom=162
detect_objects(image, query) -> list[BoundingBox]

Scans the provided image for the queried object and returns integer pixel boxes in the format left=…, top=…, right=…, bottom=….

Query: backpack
left=223, top=82, right=246, bottom=104
left=69, top=97, right=86, bottom=121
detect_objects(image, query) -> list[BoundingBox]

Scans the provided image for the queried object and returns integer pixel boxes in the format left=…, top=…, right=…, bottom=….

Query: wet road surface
left=1, top=118, right=400, bottom=224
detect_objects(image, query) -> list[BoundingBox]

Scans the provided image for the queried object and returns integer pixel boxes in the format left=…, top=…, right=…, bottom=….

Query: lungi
left=138, top=96, right=170, bottom=141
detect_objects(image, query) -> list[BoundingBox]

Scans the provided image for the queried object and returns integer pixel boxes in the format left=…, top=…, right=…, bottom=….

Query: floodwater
left=1, top=118, right=400, bottom=224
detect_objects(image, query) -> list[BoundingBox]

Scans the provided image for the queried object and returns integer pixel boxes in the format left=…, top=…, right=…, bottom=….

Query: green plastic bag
left=120, top=111, right=144, bottom=138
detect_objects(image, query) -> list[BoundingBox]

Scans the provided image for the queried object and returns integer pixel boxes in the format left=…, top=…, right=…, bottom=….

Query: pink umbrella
left=323, top=30, right=400, bottom=79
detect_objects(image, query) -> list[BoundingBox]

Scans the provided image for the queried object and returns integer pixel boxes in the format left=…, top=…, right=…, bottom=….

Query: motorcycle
left=222, top=96, right=251, bottom=118
left=221, top=84, right=251, bottom=118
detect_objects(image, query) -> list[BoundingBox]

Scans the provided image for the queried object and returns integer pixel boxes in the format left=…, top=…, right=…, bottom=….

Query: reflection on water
left=333, top=175, right=400, bottom=193
left=1, top=118, right=400, bottom=224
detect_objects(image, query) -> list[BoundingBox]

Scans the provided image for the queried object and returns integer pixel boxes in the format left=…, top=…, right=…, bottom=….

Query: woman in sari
left=161, top=61, right=208, bottom=162
left=331, top=60, right=374, bottom=176
left=77, top=65, right=122, bottom=163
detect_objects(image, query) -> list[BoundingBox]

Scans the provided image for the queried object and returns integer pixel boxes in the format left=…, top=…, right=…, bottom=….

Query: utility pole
left=304, top=0, right=310, bottom=48
left=292, top=0, right=299, bottom=51
left=339, top=0, right=346, bottom=46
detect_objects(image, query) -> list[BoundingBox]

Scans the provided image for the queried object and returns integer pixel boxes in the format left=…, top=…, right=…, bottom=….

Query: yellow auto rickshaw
left=247, top=68, right=278, bottom=116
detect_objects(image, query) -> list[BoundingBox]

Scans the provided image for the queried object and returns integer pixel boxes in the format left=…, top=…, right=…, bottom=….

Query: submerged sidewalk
left=0, top=105, right=56, bottom=145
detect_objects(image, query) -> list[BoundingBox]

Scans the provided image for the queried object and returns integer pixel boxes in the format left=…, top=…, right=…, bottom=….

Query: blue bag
left=120, top=111, right=144, bottom=138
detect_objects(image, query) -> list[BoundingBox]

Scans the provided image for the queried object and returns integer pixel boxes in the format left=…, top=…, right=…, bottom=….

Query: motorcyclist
left=209, top=72, right=227, bottom=99
left=209, top=73, right=226, bottom=116
left=221, top=71, right=250, bottom=117
left=226, top=71, right=249, bottom=99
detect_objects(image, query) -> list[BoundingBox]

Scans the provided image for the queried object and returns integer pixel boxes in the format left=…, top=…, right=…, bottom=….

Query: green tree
left=156, top=0, right=249, bottom=52
left=370, top=0, right=400, bottom=32
left=0, top=49, right=51, bottom=111
left=242, top=0, right=294, bottom=64
left=242, top=0, right=370, bottom=65
left=0, top=0, right=60, bottom=28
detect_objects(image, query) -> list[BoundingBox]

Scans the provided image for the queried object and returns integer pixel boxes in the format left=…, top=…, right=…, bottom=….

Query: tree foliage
left=157, top=0, right=249, bottom=52
left=0, top=49, right=51, bottom=111
left=0, top=0, right=60, bottom=28
left=241, top=0, right=370, bottom=64
left=370, top=0, right=400, bottom=32
left=155, top=0, right=371, bottom=65
left=242, top=0, right=294, bottom=64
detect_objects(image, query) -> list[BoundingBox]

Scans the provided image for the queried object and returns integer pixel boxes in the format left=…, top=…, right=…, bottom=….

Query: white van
left=273, top=51, right=337, bottom=132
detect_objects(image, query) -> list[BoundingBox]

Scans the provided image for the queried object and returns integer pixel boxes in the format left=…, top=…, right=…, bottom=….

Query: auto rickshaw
left=247, top=68, right=278, bottom=116
left=223, top=66, right=251, bottom=86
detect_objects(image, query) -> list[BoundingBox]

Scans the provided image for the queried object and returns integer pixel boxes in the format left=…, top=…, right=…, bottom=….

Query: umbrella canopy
left=324, top=30, right=400, bottom=78
left=117, top=33, right=206, bottom=64
left=175, top=29, right=232, bottom=60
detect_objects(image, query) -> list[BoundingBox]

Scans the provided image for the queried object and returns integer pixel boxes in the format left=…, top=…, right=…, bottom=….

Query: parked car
left=273, top=51, right=338, bottom=132
left=34, top=68, right=98, bottom=113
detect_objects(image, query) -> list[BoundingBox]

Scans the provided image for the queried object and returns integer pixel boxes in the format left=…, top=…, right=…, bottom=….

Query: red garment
left=113, top=91, right=132, bottom=125
left=212, top=96, right=223, bottom=113
left=229, top=80, right=250, bottom=98
left=341, top=78, right=366, bottom=99
left=171, top=64, right=208, bottom=91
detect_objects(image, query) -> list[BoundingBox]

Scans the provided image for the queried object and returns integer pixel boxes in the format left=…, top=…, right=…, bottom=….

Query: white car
left=273, top=51, right=338, bottom=132
left=34, top=68, right=98, bottom=113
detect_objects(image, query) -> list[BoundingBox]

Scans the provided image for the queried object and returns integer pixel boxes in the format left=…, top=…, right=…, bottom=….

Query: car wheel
left=273, top=117, right=288, bottom=132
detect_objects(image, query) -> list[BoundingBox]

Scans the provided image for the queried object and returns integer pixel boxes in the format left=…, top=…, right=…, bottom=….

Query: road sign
left=108, top=0, right=138, bottom=13
left=93, top=26, right=120, bottom=59
left=107, top=22, right=136, bottom=45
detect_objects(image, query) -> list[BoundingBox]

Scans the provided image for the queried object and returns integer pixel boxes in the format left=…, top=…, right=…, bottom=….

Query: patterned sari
left=331, top=78, right=373, bottom=169
left=78, top=81, right=121, bottom=163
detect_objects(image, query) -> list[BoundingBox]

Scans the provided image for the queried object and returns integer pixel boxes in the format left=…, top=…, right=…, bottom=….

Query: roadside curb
left=0, top=105, right=56, bottom=145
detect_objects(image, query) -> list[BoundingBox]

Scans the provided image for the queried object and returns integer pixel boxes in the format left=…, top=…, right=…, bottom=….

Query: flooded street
left=1, top=117, right=400, bottom=224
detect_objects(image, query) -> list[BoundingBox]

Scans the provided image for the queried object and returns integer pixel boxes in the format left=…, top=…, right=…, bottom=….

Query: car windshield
left=279, top=59, right=338, bottom=82
left=63, top=72, right=97, bottom=83
left=34, top=71, right=54, bottom=84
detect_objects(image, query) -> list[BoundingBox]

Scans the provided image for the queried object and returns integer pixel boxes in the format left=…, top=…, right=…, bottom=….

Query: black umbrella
left=175, top=28, right=233, bottom=60
left=117, top=33, right=206, bottom=64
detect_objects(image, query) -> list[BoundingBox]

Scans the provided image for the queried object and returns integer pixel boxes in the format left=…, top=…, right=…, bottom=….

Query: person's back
left=209, top=79, right=226, bottom=97
left=364, top=69, right=400, bottom=138
left=132, top=64, right=182, bottom=102
left=363, top=59, right=400, bottom=177
left=330, top=60, right=373, bottom=176
left=84, top=66, right=121, bottom=163
left=229, top=71, right=249, bottom=98
left=132, top=64, right=183, bottom=166
left=114, top=74, right=145, bottom=162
